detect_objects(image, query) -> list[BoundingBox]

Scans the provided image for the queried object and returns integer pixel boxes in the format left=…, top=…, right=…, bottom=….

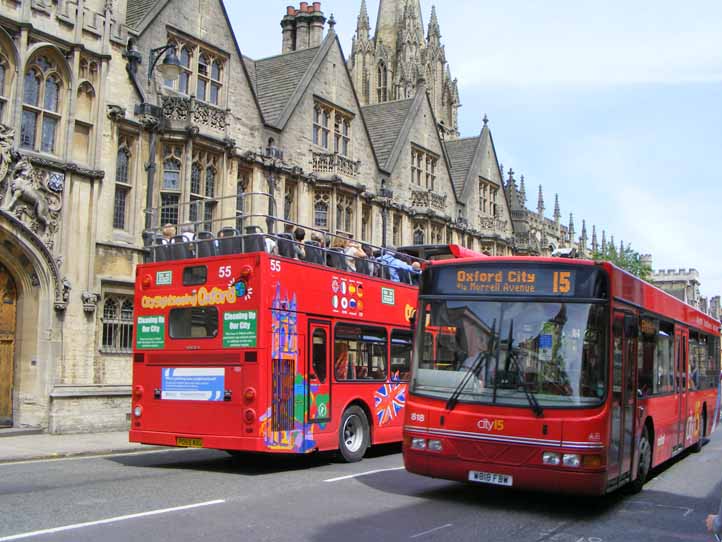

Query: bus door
left=674, top=327, right=689, bottom=452
left=609, top=312, right=639, bottom=486
left=307, top=321, right=331, bottom=424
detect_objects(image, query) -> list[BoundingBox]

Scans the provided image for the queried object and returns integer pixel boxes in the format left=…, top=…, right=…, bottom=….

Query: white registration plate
left=468, top=470, right=513, bottom=486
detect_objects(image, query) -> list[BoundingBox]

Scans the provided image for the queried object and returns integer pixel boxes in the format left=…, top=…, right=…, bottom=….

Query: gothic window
left=21, top=55, right=64, bottom=154
left=479, top=179, right=498, bottom=218
left=284, top=181, right=296, bottom=222
left=431, top=224, right=443, bottom=244
left=313, top=101, right=352, bottom=155
left=189, top=151, right=218, bottom=231
left=314, top=191, right=330, bottom=230
left=236, top=168, right=251, bottom=231
left=160, top=145, right=183, bottom=226
left=377, top=61, right=388, bottom=102
left=361, top=204, right=371, bottom=242
left=413, top=224, right=425, bottom=246
left=0, top=53, right=8, bottom=122
left=73, top=82, right=96, bottom=163
left=393, top=214, right=402, bottom=247
left=169, top=45, right=192, bottom=94
left=362, top=69, right=370, bottom=104
left=411, top=147, right=437, bottom=189
left=113, top=139, right=133, bottom=230
left=101, top=295, right=134, bottom=354
left=336, top=193, right=354, bottom=236
left=164, top=38, right=224, bottom=106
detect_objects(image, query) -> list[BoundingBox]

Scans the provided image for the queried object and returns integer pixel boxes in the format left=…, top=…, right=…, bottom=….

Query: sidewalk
left=0, top=430, right=158, bottom=463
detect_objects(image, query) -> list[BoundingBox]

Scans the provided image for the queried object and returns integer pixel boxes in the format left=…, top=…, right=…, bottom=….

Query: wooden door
left=0, top=264, right=17, bottom=427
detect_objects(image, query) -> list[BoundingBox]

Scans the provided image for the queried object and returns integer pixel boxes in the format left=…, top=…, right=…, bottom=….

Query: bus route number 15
left=552, top=271, right=571, bottom=294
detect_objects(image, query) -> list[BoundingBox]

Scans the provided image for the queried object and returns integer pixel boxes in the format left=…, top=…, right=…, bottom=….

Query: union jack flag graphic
left=374, top=382, right=406, bottom=426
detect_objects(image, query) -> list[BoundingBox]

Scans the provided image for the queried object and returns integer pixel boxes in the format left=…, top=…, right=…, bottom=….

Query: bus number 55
left=270, top=260, right=282, bottom=273
left=553, top=271, right=571, bottom=294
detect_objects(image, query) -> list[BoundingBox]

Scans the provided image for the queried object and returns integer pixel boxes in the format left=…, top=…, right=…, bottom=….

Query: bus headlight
left=562, top=454, right=581, bottom=468
left=542, top=452, right=561, bottom=465
left=411, top=438, right=427, bottom=450
left=427, top=439, right=443, bottom=452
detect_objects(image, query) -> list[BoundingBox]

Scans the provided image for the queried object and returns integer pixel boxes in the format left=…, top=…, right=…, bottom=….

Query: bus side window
left=391, top=329, right=412, bottom=381
left=312, top=329, right=327, bottom=384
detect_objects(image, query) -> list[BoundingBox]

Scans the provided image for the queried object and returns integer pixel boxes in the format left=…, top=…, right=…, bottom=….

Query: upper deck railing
left=141, top=192, right=426, bottom=285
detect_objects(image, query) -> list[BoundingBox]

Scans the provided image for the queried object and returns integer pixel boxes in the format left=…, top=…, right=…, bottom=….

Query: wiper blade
left=445, top=320, right=497, bottom=412
left=503, top=321, right=544, bottom=418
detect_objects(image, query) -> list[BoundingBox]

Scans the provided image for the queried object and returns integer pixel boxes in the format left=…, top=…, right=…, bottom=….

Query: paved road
left=1, top=431, right=721, bottom=542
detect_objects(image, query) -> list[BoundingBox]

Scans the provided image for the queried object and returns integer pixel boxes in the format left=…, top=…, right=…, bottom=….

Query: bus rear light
left=244, top=409, right=256, bottom=424
left=239, top=265, right=253, bottom=279
left=244, top=387, right=256, bottom=403
left=427, top=439, right=443, bottom=452
left=133, top=405, right=143, bottom=418
left=562, top=454, right=581, bottom=468
left=411, top=438, right=427, bottom=450
left=132, top=385, right=144, bottom=399
left=142, top=274, right=153, bottom=289
left=582, top=455, right=603, bottom=468
left=154, top=388, right=161, bottom=399
left=133, top=353, right=145, bottom=363
left=542, top=452, right=561, bottom=465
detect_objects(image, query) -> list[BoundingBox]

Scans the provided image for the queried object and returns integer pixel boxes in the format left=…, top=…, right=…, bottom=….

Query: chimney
left=308, top=2, right=327, bottom=47
left=281, top=3, right=326, bottom=53
left=281, top=6, right=297, bottom=54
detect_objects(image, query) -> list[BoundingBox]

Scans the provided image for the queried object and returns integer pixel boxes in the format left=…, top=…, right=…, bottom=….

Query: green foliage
left=592, top=244, right=652, bottom=281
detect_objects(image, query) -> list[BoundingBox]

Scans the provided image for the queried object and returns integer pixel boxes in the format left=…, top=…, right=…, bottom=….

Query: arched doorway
left=0, top=263, right=16, bottom=427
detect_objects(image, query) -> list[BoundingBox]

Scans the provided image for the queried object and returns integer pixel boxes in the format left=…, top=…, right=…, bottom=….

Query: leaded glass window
left=22, top=55, right=64, bottom=154
left=101, top=296, right=134, bottom=354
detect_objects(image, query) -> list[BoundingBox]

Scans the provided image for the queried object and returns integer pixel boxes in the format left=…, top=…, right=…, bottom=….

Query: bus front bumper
left=403, top=448, right=608, bottom=496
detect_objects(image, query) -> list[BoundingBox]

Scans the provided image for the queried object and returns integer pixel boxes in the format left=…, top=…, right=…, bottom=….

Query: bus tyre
left=629, top=426, right=652, bottom=494
left=691, top=410, right=706, bottom=453
left=338, top=406, right=369, bottom=463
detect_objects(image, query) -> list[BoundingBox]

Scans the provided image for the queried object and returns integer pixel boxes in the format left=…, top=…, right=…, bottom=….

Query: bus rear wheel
left=338, top=406, right=369, bottom=463
left=628, top=426, right=652, bottom=494
left=691, top=409, right=706, bottom=453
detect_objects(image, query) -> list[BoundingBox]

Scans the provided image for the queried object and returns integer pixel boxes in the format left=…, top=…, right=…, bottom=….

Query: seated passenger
left=377, top=249, right=420, bottom=283
left=293, top=228, right=307, bottom=260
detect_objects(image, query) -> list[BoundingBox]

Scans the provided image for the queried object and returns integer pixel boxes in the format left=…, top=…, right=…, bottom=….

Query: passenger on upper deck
left=161, top=224, right=176, bottom=244
left=180, top=224, right=195, bottom=243
left=377, top=248, right=420, bottom=283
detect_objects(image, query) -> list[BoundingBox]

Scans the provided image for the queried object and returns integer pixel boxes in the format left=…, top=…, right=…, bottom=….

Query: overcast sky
left=226, top=1, right=722, bottom=299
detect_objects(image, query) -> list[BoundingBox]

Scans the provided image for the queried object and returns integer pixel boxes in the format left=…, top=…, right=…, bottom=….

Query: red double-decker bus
left=129, top=207, right=431, bottom=461
left=403, top=257, right=721, bottom=494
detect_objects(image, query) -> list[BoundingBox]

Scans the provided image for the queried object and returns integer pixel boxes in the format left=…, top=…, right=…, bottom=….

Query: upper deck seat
left=218, top=227, right=241, bottom=255
left=152, top=234, right=171, bottom=262
left=277, top=233, right=295, bottom=258
left=242, top=226, right=266, bottom=253
left=196, top=231, right=217, bottom=258
left=304, top=241, right=325, bottom=265
left=170, top=235, right=194, bottom=260
left=328, top=248, right=347, bottom=271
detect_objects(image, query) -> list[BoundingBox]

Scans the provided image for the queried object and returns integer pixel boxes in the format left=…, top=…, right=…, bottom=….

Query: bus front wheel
left=338, top=406, right=369, bottom=462
left=629, top=426, right=652, bottom=494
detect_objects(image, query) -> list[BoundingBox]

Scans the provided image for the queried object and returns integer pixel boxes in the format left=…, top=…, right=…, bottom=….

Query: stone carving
left=411, top=189, right=447, bottom=212
left=0, top=124, right=13, bottom=185
left=55, top=277, right=71, bottom=312
left=5, top=158, right=63, bottom=238
left=161, top=96, right=228, bottom=131
left=81, top=290, right=100, bottom=313
left=312, top=151, right=360, bottom=177
left=107, top=104, right=126, bottom=121
left=30, top=272, right=40, bottom=288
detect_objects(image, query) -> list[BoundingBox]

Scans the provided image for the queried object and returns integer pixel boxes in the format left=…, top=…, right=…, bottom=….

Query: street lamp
left=124, top=39, right=182, bottom=248
left=379, top=179, right=394, bottom=248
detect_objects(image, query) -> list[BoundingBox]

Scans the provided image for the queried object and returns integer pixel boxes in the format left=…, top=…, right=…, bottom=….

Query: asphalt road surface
left=1, top=430, right=721, bottom=542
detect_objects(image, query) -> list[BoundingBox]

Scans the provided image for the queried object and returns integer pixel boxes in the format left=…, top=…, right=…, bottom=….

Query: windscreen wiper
left=445, top=320, right=497, bottom=411
left=503, top=321, right=544, bottom=418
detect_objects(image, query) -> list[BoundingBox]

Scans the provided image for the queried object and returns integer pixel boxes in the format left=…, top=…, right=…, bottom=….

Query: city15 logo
left=477, top=418, right=505, bottom=432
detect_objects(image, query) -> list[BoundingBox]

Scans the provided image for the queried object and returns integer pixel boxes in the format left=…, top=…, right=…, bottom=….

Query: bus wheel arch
left=629, top=418, right=654, bottom=493
left=692, top=404, right=707, bottom=453
left=337, top=401, right=371, bottom=462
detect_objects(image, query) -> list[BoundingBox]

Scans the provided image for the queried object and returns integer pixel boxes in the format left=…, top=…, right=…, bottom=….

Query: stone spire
left=610, top=235, right=615, bottom=253
left=591, top=225, right=598, bottom=253
left=580, top=220, right=588, bottom=254
left=506, top=169, right=525, bottom=212
left=519, top=175, right=527, bottom=206
left=601, top=230, right=607, bottom=252
left=356, top=0, right=370, bottom=38
left=537, top=185, right=545, bottom=216
left=568, top=213, right=575, bottom=244
left=553, top=194, right=561, bottom=224
left=619, top=239, right=625, bottom=255
left=427, top=5, right=441, bottom=43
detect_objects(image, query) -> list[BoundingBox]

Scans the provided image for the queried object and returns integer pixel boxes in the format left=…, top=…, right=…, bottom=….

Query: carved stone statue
left=0, top=124, right=14, bottom=185
left=7, top=158, right=51, bottom=230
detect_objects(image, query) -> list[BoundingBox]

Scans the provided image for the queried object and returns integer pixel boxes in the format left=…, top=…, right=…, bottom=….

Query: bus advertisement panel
left=403, top=258, right=720, bottom=495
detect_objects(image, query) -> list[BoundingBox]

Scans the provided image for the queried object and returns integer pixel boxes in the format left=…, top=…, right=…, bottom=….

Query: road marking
left=0, top=447, right=195, bottom=467
left=410, top=524, right=453, bottom=539
left=324, top=466, right=405, bottom=482
left=0, top=500, right=226, bottom=541
left=625, top=500, right=693, bottom=517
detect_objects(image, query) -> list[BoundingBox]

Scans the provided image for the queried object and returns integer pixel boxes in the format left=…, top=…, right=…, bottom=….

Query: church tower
left=349, top=0, right=460, bottom=138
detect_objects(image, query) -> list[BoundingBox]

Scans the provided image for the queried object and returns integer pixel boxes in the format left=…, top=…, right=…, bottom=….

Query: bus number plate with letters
left=468, top=470, right=513, bottom=486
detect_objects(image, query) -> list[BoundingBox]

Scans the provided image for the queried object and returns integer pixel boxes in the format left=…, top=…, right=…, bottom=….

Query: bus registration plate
left=176, top=437, right=203, bottom=448
left=468, top=470, right=512, bottom=486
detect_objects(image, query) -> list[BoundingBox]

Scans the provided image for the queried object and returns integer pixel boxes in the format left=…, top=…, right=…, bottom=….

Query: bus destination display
left=434, top=266, right=578, bottom=296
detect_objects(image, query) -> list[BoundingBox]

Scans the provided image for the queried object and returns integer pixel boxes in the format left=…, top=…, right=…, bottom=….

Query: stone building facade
left=0, top=0, right=598, bottom=433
